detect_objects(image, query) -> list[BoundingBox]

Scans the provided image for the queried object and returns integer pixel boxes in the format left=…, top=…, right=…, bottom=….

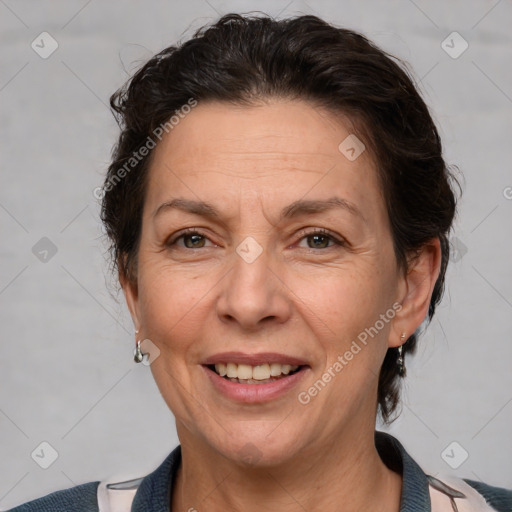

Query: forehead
left=152, top=99, right=361, bottom=166
left=144, top=99, right=385, bottom=225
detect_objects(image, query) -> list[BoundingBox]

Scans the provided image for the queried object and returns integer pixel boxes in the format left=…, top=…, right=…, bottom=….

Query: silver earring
left=397, top=333, right=406, bottom=377
left=134, top=340, right=145, bottom=363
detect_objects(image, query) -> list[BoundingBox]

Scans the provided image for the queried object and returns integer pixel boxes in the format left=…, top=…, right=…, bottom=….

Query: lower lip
left=202, top=365, right=309, bottom=403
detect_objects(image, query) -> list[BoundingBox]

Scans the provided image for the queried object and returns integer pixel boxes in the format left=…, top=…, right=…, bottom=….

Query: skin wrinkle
left=121, top=98, right=441, bottom=512
left=151, top=198, right=368, bottom=247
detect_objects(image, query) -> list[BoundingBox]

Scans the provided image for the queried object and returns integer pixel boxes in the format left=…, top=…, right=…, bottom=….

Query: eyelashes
left=166, top=227, right=347, bottom=251
left=295, top=228, right=346, bottom=249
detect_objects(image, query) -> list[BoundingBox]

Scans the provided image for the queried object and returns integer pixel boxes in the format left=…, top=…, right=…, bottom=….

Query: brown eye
left=306, top=233, right=332, bottom=249
left=167, top=229, right=213, bottom=249
left=182, top=233, right=206, bottom=248
left=296, top=228, right=345, bottom=250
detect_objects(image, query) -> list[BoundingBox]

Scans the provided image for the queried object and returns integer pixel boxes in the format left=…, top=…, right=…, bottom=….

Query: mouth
left=201, top=352, right=311, bottom=402
left=204, top=362, right=306, bottom=384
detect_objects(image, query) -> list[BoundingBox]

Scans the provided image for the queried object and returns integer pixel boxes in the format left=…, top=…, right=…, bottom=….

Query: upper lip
left=202, top=352, right=309, bottom=366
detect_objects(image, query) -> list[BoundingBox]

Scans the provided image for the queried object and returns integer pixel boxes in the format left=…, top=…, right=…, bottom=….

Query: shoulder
left=5, top=481, right=100, bottom=512
left=375, top=432, right=512, bottom=512
left=427, top=474, right=512, bottom=512
left=464, top=479, right=512, bottom=512
left=4, top=445, right=182, bottom=512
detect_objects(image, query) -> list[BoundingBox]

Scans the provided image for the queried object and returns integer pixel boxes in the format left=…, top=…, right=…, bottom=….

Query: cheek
left=301, top=266, right=395, bottom=379
left=137, top=263, right=211, bottom=348
left=295, top=274, right=358, bottom=334
left=297, top=266, right=387, bottom=328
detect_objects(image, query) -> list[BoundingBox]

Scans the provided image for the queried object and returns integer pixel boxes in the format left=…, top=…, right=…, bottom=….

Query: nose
left=216, top=240, right=292, bottom=331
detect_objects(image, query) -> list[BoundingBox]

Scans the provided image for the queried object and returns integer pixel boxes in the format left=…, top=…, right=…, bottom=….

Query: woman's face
left=123, top=99, right=434, bottom=466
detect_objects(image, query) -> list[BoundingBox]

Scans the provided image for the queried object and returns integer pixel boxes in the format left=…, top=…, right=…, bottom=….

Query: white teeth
left=252, top=364, right=270, bottom=380
left=270, top=363, right=282, bottom=376
left=226, top=363, right=237, bottom=378
left=214, top=363, right=300, bottom=380
left=216, top=363, right=227, bottom=377
left=237, top=364, right=253, bottom=380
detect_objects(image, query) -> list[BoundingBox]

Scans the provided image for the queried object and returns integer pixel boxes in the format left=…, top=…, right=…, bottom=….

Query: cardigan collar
left=131, top=431, right=431, bottom=511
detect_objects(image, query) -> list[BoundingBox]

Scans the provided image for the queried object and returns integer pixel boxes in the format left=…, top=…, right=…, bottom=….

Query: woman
left=8, top=12, right=511, bottom=512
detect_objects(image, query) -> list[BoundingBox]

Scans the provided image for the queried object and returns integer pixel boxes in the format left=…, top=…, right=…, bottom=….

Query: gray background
left=1, top=0, right=511, bottom=508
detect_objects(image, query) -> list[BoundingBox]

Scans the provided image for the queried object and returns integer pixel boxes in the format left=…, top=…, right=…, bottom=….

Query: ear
left=119, top=266, right=141, bottom=333
left=389, top=237, right=442, bottom=348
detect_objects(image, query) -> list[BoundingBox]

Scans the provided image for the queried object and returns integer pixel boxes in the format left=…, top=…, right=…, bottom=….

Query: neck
left=172, top=424, right=402, bottom=512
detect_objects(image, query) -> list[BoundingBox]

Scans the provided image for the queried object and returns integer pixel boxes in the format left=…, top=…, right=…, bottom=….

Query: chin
left=209, top=424, right=305, bottom=468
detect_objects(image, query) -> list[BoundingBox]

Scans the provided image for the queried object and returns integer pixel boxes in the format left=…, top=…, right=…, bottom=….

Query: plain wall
left=1, top=0, right=511, bottom=508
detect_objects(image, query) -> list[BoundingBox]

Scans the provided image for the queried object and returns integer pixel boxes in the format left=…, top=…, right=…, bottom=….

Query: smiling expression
left=122, top=98, right=413, bottom=465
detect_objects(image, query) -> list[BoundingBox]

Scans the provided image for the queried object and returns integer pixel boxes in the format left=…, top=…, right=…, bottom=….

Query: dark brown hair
left=101, top=13, right=461, bottom=423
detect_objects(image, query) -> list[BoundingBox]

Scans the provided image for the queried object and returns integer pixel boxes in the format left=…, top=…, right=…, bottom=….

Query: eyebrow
left=152, top=196, right=365, bottom=223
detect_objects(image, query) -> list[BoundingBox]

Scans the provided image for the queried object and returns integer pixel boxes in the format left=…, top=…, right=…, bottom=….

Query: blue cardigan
left=6, top=432, right=512, bottom=511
